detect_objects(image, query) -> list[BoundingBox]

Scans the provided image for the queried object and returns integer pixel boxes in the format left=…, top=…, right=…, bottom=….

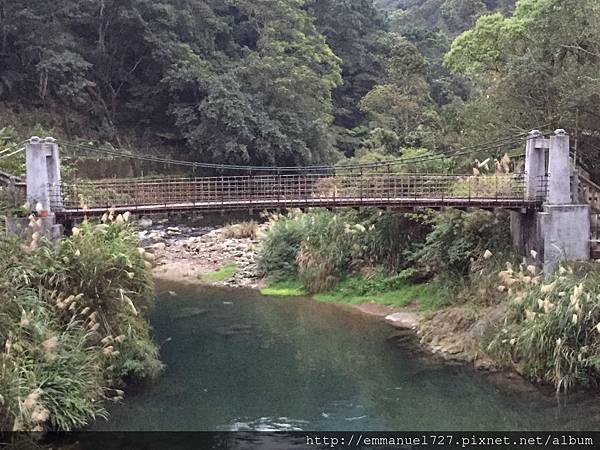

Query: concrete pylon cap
left=44, top=137, right=57, bottom=143
left=29, top=136, right=41, bottom=144
left=555, top=129, right=568, bottom=136
left=529, top=130, right=542, bottom=137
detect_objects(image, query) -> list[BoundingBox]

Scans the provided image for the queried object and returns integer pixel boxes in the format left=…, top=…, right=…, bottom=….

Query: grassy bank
left=0, top=213, right=162, bottom=431
left=200, top=263, right=238, bottom=283
left=262, top=276, right=450, bottom=311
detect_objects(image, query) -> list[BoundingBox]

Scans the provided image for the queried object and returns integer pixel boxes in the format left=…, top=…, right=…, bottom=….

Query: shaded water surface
left=93, top=282, right=600, bottom=431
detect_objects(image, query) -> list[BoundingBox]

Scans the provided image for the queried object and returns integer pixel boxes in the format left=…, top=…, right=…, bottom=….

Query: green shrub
left=412, top=209, right=512, bottom=277
left=258, top=210, right=360, bottom=292
left=0, top=281, right=107, bottom=431
left=488, top=263, right=600, bottom=392
left=259, top=209, right=432, bottom=293
left=360, top=211, right=429, bottom=272
left=296, top=210, right=360, bottom=293
left=257, top=212, right=310, bottom=280
left=259, top=208, right=513, bottom=295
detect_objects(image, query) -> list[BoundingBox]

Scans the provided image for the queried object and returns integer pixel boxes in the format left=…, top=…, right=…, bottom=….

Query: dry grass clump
left=0, top=209, right=162, bottom=431
left=221, top=221, right=258, bottom=239
left=487, top=259, right=600, bottom=392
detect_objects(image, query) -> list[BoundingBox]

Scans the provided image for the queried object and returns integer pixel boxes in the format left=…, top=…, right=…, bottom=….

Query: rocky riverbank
left=379, top=304, right=502, bottom=372
left=138, top=219, right=265, bottom=288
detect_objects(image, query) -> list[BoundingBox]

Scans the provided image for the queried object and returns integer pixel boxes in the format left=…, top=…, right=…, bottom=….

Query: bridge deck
left=56, top=197, right=540, bottom=218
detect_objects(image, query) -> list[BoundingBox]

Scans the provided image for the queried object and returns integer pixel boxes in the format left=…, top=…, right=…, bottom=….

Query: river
left=91, top=281, right=600, bottom=432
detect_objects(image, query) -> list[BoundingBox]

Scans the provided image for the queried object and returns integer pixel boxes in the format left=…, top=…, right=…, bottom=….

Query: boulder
left=138, top=218, right=153, bottom=228
left=385, top=312, right=420, bottom=330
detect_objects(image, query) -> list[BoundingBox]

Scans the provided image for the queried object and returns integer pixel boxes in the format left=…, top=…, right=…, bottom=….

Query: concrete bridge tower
left=25, top=136, right=62, bottom=212
left=5, top=137, right=64, bottom=239
left=512, top=129, right=591, bottom=274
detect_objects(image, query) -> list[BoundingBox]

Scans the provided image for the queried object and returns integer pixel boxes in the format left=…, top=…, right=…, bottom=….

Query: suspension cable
left=57, top=133, right=532, bottom=173
left=0, top=147, right=25, bottom=161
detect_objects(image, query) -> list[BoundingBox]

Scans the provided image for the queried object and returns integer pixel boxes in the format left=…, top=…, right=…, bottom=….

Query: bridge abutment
left=543, top=205, right=590, bottom=274
left=510, top=209, right=545, bottom=260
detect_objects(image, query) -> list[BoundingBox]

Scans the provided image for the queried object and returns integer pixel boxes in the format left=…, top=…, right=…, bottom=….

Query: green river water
left=91, top=282, right=600, bottom=432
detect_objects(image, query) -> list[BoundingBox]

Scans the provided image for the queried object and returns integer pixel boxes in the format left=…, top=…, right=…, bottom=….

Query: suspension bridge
left=1, top=129, right=599, bottom=273
left=3, top=133, right=543, bottom=218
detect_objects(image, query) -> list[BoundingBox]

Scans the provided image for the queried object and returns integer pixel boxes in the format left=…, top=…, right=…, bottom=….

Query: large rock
left=385, top=312, right=420, bottom=330
left=138, top=218, right=153, bottom=229
left=149, top=242, right=167, bottom=251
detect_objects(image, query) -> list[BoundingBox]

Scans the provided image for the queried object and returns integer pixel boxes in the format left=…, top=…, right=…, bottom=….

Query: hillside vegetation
left=3, top=0, right=599, bottom=178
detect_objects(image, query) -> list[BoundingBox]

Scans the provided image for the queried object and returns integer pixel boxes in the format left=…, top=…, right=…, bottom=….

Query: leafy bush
left=360, top=211, right=429, bottom=272
left=488, top=263, right=600, bottom=392
left=412, top=209, right=512, bottom=277
left=259, top=208, right=514, bottom=297
left=0, top=260, right=107, bottom=431
left=257, top=212, right=310, bottom=280
left=259, top=209, right=426, bottom=293
left=258, top=210, right=361, bottom=291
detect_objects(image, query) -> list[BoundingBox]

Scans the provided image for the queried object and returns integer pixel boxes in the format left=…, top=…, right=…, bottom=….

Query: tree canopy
left=445, top=0, right=600, bottom=173
left=3, top=0, right=600, bottom=178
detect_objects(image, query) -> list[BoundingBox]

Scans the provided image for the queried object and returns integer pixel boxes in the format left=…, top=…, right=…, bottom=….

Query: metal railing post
left=249, top=170, right=253, bottom=210
left=387, top=164, right=391, bottom=203
left=277, top=169, right=281, bottom=207
left=360, top=168, right=363, bottom=204
left=333, top=168, right=337, bottom=207
left=220, top=174, right=225, bottom=208
left=468, top=176, right=471, bottom=202
left=495, top=174, right=498, bottom=201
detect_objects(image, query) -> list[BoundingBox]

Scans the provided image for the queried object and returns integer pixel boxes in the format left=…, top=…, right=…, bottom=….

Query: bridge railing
left=49, top=172, right=532, bottom=212
left=578, top=173, right=600, bottom=211
left=0, top=170, right=26, bottom=208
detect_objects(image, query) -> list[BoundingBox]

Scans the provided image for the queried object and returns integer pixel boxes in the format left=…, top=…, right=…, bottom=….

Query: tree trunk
left=0, top=0, right=6, bottom=54
left=98, top=0, right=106, bottom=53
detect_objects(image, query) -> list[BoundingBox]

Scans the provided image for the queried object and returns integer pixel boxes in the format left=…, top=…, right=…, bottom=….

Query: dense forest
left=1, top=0, right=599, bottom=174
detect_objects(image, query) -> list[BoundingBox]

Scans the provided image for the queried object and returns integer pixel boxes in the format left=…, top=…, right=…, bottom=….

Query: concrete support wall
left=25, top=137, right=49, bottom=210
left=44, top=138, right=62, bottom=210
left=543, top=205, right=590, bottom=274
left=510, top=209, right=545, bottom=260
left=5, top=215, right=63, bottom=241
